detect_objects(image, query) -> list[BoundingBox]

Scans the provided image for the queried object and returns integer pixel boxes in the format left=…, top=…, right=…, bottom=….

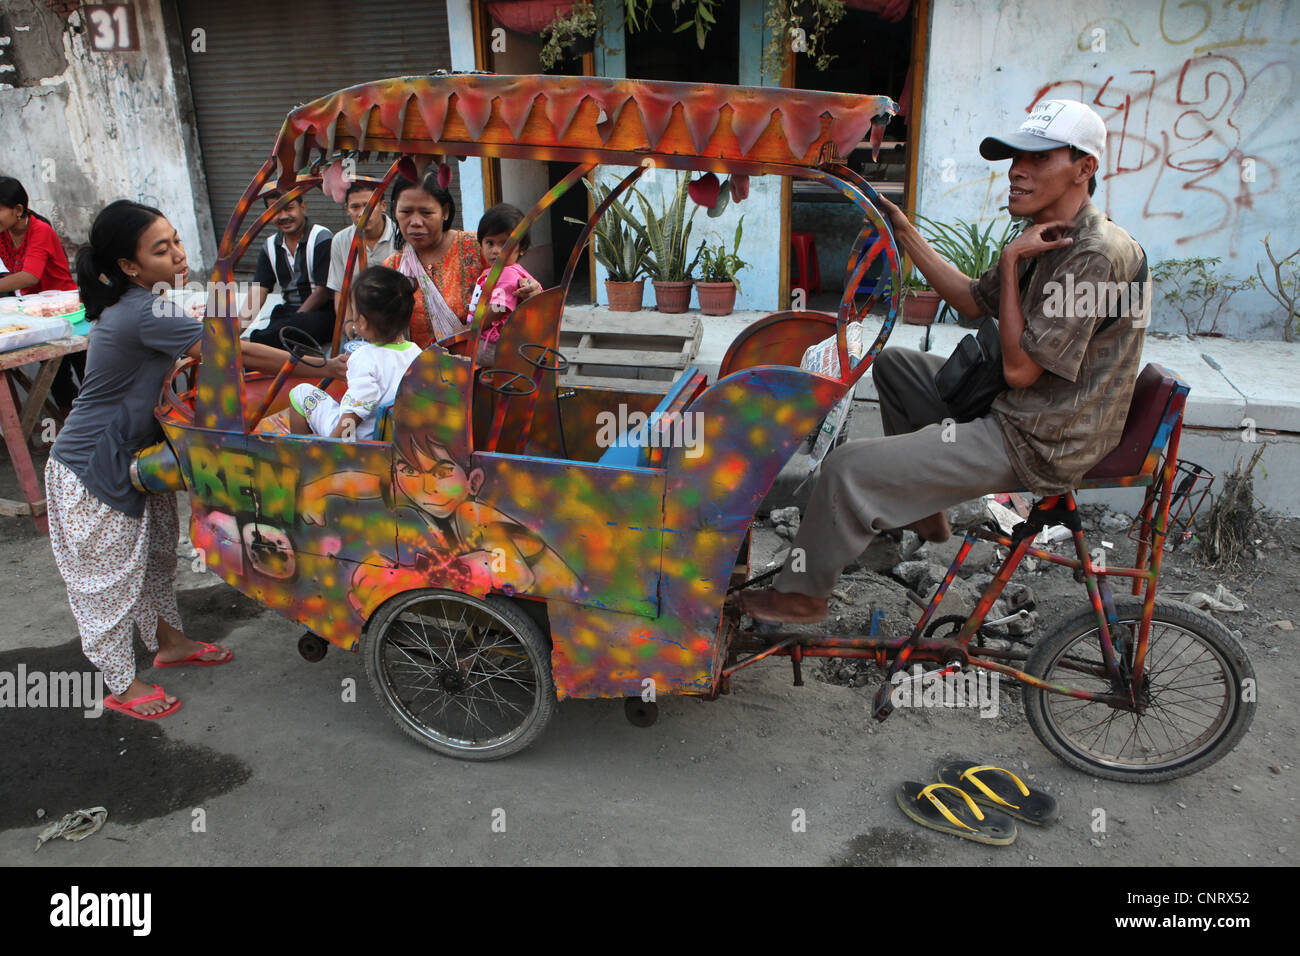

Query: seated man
left=742, top=99, right=1147, bottom=623
left=242, top=191, right=334, bottom=347
left=328, top=181, right=398, bottom=328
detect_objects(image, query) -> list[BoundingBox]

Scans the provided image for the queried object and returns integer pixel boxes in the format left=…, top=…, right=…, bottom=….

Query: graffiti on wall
left=925, top=0, right=1289, bottom=340
left=1034, top=52, right=1288, bottom=256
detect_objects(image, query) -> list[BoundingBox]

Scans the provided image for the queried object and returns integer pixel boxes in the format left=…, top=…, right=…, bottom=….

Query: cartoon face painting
left=393, top=437, right=484, bottom=520
left=390, top=434, right=580, bottom=598
left=296, top=426, right=581, bottom=610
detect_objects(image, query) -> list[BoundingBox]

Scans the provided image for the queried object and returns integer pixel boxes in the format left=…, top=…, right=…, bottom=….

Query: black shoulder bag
left=934, top=250, right=1148, bottom=423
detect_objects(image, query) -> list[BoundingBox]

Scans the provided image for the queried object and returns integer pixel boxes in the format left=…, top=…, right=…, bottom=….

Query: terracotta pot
left=902, top=289, right=942, bottom=325
left=652, top=279, right=694, bottom=314
left=696, top=281, right=737, bottom=316
left=605, top=279, right=645, bottom=312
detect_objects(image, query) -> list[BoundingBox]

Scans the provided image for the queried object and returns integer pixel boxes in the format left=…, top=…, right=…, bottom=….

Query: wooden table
left=0, top=335, right=88, bottom=533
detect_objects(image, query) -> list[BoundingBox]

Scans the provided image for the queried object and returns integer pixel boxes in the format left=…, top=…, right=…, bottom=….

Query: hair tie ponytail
left=91, top=248, right=115, bottom=287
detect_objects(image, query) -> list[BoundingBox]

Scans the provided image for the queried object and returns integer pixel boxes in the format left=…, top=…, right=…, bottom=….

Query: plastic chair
left=791, top=232, right=821, bottom=295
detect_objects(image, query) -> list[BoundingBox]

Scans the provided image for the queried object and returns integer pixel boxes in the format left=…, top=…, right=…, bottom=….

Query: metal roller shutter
left=175, top=0, right=457, bottom=270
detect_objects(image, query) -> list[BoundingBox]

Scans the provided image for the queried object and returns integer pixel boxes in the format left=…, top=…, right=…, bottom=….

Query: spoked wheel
left=1024, top=598, right=1255, bottom=782
left=363, top=590, right=555, bottom=760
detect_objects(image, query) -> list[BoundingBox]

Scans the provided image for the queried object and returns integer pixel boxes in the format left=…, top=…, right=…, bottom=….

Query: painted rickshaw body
left=138, top=74, right=901, bottom=700
left=132, top=74, right=1254, bottom=778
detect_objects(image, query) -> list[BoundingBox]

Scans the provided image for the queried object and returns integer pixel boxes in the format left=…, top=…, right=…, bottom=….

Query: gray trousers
left=773, top=347, right=1020, bottom=598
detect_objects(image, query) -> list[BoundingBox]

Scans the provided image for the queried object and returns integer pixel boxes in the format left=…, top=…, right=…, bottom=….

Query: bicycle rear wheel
left=1023, top=598, right=1254, bottom=782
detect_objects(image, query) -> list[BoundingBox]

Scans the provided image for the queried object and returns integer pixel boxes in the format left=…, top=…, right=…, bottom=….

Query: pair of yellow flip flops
left=895, top=760, right=1059, bottom=845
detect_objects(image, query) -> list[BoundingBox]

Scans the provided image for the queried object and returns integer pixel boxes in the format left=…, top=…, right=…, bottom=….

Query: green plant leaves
left=566, top=178, right=651, bottom=282
left=634, top=172, right=702, bottom=281
left=575, top=172, right=747, bottom=284
left=697, top=215, right=748, bottom=288
left=540, top=0, right=600, bottom=71
left=914, top=214, right=1022, bottom=321
left=1152, top=256, right=1257, bottom=335
left=761, top=0, right=848, bottom=82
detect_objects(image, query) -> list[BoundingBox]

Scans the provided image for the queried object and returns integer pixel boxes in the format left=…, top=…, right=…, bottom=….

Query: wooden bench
left=558, top=311, right=703, bottom=394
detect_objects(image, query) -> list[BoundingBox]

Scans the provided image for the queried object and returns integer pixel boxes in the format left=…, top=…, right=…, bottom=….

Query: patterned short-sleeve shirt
left=971, top=203, right=1147, bottom=495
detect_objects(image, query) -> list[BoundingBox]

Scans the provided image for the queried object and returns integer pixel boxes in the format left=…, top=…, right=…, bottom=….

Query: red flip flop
left=103, top=684, right=182, bottom=721
left=153, top=641, right=233, bottom=669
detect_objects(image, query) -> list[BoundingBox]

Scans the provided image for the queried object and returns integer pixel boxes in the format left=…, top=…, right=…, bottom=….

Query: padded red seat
left=1082, top=364, right=1181, bottom=482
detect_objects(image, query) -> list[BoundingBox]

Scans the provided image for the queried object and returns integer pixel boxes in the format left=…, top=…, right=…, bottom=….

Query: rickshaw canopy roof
left=271, top=73, right=898, bottom=189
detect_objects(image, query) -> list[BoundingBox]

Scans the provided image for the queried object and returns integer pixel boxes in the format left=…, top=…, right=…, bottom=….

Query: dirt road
left=0, top=455, right=1294, bottom=866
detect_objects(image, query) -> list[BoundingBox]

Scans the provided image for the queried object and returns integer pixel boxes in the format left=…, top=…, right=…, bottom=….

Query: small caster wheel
left=624, top=697, right=658, bottom=727
left=298, top=632, right=328, bottom=662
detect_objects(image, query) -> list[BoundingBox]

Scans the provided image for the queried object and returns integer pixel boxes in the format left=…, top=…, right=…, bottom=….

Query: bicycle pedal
left=871, top=682, right=896, bottom=721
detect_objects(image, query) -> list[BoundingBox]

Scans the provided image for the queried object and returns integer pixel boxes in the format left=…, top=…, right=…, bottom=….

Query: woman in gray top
left=47, top=200, right=347, bottom=720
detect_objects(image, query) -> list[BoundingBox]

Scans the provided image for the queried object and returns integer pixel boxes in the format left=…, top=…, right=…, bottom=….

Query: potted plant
left=916, top=215, right=1023, bottom=326
left=761, top=0, right=847, bottom=81
left=695, top=215, right=749, bottom=316
left=900, top=271, right=941, bottom=325
left=634, top=172, right=703, bottom=314
left=567, top=179, right=651, bottom=311
left=540, top=1, right=600, bottom=71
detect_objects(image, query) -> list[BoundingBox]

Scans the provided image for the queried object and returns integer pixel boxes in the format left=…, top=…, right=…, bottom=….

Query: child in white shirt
left=288, top=265, right=421, bottom=441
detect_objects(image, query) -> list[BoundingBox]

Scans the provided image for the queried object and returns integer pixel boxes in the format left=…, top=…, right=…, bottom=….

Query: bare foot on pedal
left=738, top=589, right=828, bottom=623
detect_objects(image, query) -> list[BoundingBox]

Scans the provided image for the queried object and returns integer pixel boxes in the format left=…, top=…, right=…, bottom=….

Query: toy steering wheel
left=278, top=326, right=328, bottom=369
left=518, top=343, right=570, bottom=373
left=478, top=368, right=537, bottom=397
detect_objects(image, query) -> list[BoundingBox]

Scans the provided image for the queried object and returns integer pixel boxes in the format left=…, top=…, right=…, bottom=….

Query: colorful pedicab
left=131, top=75, right=1252, bottom=780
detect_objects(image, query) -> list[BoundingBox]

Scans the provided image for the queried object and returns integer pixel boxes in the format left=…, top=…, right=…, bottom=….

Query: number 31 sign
left=84, top=4, right=139, bottom=52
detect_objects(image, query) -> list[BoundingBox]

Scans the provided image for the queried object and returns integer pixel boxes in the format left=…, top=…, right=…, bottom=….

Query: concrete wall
left=0, top=0, right=216, bottom=273
left=919, top=0, right=1300, bottom=339
left=589, top=0, right=782, bottom=313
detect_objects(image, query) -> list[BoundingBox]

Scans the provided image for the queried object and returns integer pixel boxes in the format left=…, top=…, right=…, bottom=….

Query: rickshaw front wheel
left=364, top=589, right=555, bottom=760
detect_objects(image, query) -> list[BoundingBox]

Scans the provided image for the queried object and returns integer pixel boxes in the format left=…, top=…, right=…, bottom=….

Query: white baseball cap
left=979, top=99, right=1106, bottom=161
